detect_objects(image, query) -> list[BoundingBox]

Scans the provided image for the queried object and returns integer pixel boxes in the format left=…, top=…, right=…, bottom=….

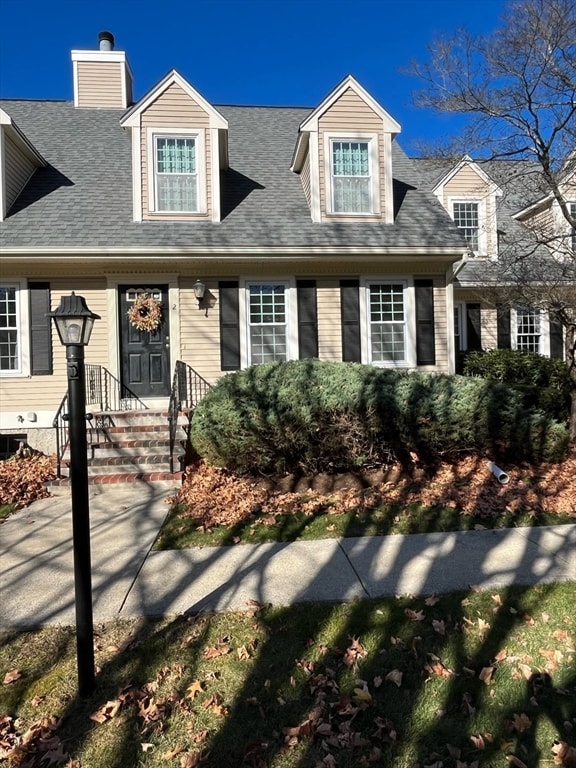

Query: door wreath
left=128, top=294, right=163, bottom=332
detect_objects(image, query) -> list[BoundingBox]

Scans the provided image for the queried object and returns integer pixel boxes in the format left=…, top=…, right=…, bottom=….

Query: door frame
left=106, top=275, right=180, bottom=401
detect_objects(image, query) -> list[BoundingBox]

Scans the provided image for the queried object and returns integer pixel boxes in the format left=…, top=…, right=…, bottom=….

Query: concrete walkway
left=1, top=484, right=575, bottom=629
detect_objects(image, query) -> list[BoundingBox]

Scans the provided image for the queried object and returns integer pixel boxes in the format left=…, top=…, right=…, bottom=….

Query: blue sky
left=0, top=0, right=506, bottom=152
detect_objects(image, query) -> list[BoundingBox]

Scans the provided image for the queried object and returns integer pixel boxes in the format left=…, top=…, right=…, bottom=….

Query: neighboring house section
left=0, top=32, right=571, bottom=454
left=0, top=108, right=46, bottom=222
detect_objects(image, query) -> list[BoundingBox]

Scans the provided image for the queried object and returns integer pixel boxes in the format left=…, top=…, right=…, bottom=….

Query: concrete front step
left=92, top=409, right=191, bottom=428
left=87, top=453, right=174, bottom=471
left=54, top=408, right=190, bottom=485
left=47, top=471, right=183, bottom=487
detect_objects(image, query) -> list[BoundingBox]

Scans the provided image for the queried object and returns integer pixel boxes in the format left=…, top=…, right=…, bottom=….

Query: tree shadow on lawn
left=14, top=498, right=574, bottom=768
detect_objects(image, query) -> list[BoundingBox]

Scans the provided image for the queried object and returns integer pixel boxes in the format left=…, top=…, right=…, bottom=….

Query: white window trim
left=448, top=197, right=488, bottom=257
left=239, top=278, right=298, bottom=368
left=324, top=132, right=380, bottom=216
left=0, top=280, right=30, bottom=378
left=359, top=277, right=416, bottom=368
left=511, top=307, right=550, bottom=356
left=146, top=127, right=206, bottom=215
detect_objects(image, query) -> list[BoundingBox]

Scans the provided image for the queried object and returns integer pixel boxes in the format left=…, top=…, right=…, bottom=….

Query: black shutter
left=29, top=282, right=52, bottom=375
left=340, top=280, right=361, bottom=362
left=496, top=305, right=511, bottom=349
left=549, top=315, right=564, bottom=360
left=296, top=280, right=318, bottom=359
left=466, top=303, right=482, bottom=350
left=415, top=279, right=436, bottom=365
left=219, top=281, right=240, bottom=371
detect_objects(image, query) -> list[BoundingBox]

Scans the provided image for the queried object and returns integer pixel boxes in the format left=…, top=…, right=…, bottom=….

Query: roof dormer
left=71, top=31, right=133, bottom=109
left=291, top=75, right=401, bottom=224
left=120, top=70, right=228, bottom=223
left=432, top=156, right=502, bottom=258
left=0, top=108, right=46, bottom=221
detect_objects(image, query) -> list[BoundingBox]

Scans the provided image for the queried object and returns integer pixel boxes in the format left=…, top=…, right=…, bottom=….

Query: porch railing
left=52, top=365, right=147, bottom=478
left=167, top=361, right=212, bottom=473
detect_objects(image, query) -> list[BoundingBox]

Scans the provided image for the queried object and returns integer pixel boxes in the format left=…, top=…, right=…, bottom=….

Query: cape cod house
left=0, top=32, right=571, bottom=478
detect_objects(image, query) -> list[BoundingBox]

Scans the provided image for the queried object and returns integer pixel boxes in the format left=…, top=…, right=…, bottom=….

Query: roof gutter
left=0, top=245, right=465, bottom=258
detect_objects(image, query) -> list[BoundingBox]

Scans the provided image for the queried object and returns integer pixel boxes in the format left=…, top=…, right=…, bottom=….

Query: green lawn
left=2, top=584, right=575, bottom=767
left=155, top=499, right=575, bottom=550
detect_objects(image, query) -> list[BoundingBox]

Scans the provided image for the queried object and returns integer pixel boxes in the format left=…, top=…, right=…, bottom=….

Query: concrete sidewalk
left=1, top=484, right=575, bottom=629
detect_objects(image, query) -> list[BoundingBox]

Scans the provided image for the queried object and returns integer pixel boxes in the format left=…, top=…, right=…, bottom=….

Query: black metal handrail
left=52, top=365, right=147, bottom=477
left=168, top=361, right=212, bottom=473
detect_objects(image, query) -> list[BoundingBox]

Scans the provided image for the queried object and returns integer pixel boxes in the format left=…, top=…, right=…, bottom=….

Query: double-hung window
left=453, top=202, right=479, bottom=251
left=331, top=140, right=372, bottom=214
left=0, top=285, right=20, bottom=374
left=368, top=282, right=407, bottom=364
left=514, top=307, right=541, bottom=353
left=247, top=284, right=288, bottom=364
left=155, top=136, right=198, bottom=212
left=570, top=202, right=576, bottom=253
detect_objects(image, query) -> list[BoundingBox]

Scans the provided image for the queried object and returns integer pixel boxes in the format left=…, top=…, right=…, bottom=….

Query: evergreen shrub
left=190, top=360, right=569, bottom=475
left=462, top=349, right=571, bottom=421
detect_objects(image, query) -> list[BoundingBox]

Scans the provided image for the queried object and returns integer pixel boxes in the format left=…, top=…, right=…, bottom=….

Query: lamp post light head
left=193, top=280, right=206, bottom=309
left=48, top=292, right=101, bottom=346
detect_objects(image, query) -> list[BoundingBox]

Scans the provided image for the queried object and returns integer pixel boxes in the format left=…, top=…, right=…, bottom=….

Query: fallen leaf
left=470, top=734, right=486, bottom=750
left=479, top=666, right=494, bottom=685
left=506, top=756, right=528, bottom=768
left=187, top=680, right=204, bottom=699
left=510, top=713, right=532, bottom=733
left=552, top=741, right=576, bottom=766
left=3, top=669, right=22, bottom=685
left=432, top=620, right=446, bottom=635
left=180, top=752, right=205, bottom=768
left=405, top=609, right=425, bottom=621
left=385, top=669, right=403, bottom=687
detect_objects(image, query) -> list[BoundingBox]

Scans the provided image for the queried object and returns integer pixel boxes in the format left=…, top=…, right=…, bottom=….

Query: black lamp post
left=48, top=292, right=100, bottom=697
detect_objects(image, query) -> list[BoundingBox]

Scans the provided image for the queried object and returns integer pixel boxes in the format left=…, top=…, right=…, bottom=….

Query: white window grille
left=453, top=202, right=479, bottom=251
left=155, top=136, right=198, bottom=212
left=248, top=284, right=288, bottom=364
left=368, top=283, right=406, bottom=363
left=0, top=285, right=20, bottom=373
left=515, top=308, right=541, bottom=353
left=331, top=140, right=371, bottom=213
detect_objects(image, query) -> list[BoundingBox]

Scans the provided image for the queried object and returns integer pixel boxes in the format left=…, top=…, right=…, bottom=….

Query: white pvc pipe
left=487, top=461, right=510, bottom=485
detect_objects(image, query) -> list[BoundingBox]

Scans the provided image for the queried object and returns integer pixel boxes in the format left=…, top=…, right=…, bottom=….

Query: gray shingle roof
left=0, top=99, right=466, bottom=253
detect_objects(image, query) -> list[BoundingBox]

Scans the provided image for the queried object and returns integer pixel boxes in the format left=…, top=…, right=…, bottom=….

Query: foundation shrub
left=462, top=349, right=571, bottom=422
left=189, top=360, right=569, bottom=474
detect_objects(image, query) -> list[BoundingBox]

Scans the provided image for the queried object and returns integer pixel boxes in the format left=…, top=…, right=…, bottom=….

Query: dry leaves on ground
left=171, top=453, right=576, bottom=531
left=0, top=454, right=56, bottom=510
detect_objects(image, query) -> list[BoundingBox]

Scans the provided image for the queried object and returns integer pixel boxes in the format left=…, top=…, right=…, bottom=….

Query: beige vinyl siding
left=300, top=150, right=311, bottom=208
left=318, top=88, right=385, bottom=222
left=481, top=306, right=499, bottom=349
left=141, top=83, right=212, bottom=221
left=4, top=135, right=36, bottom=213
left=76, top=61, right=125, bottom=108
left=430, top=277, right=448, bottom=373
left=442, top=166, right=498, bottom=255
left=317, top=280, right=342, bottom=361
left=179, top=278, right=222, bottom=384
left=0, top=278, right=108, bottom=415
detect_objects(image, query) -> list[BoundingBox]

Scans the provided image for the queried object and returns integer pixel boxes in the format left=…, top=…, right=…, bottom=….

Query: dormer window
left=155, top=136, right=198, bottom=213
left=323, top=132, right=379, bottom=216
left=453, top=201, right=479, bottom=251
left=331, top=140, right=371, bottom=213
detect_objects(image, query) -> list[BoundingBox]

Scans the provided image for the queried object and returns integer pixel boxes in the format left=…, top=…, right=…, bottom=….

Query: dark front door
left=119, top=284, right=170, bottom=398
